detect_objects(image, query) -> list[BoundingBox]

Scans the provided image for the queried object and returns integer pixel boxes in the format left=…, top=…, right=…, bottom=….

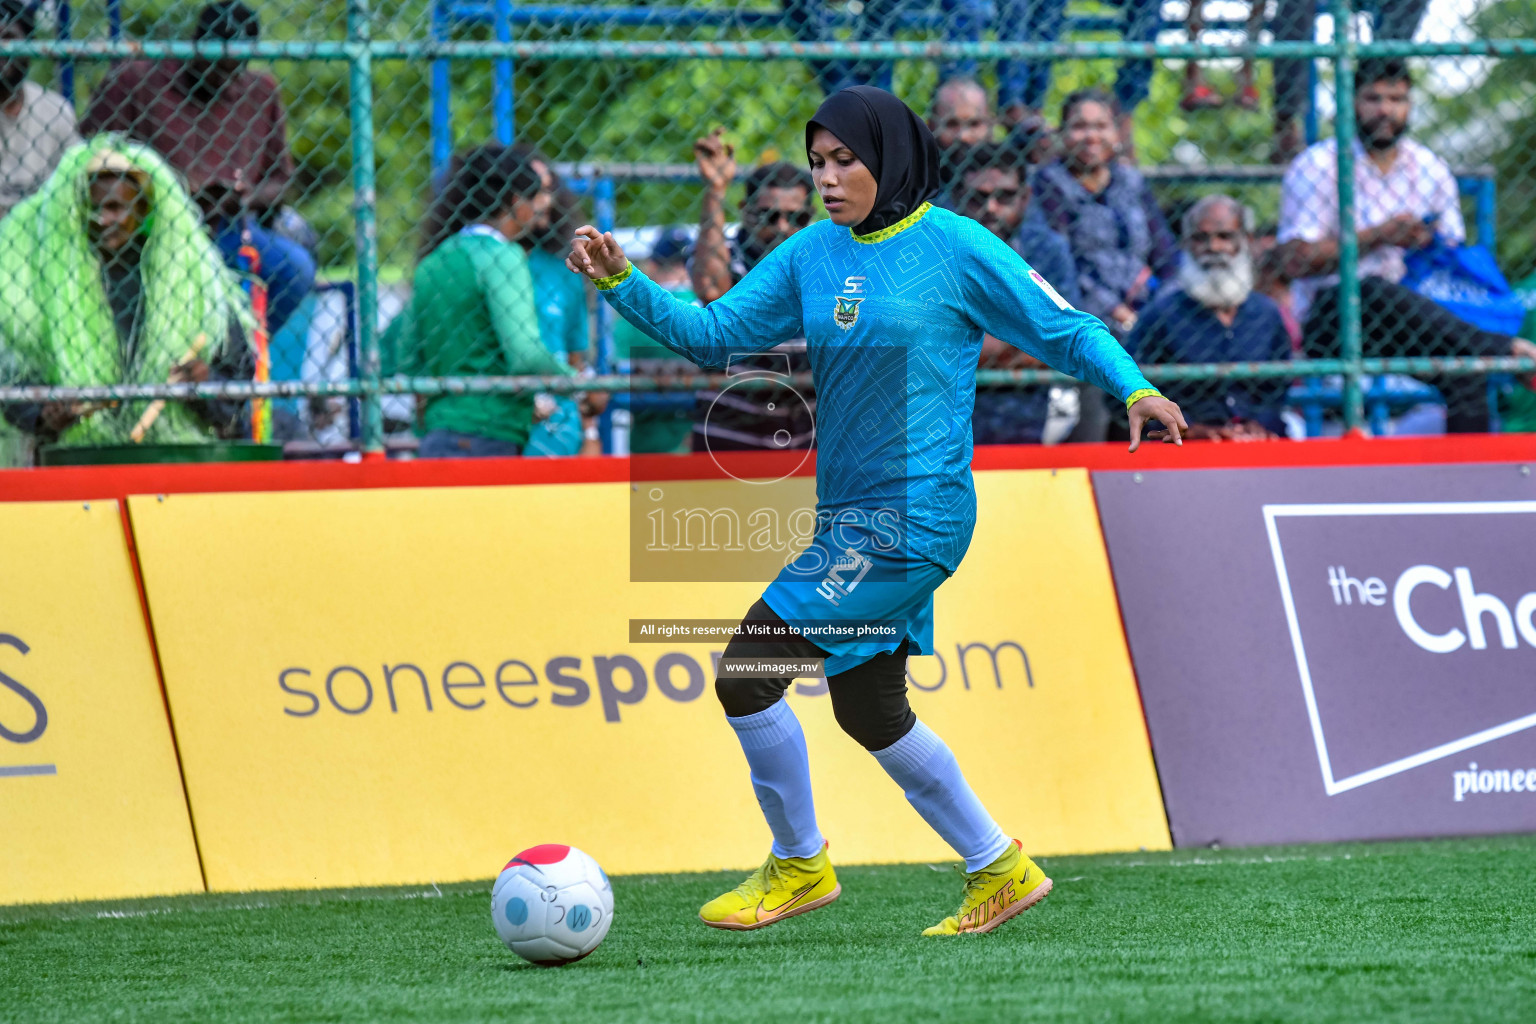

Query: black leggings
left=1304, top=277, right=1511, bottom=434
left=715, top=599, right=916, bottom=752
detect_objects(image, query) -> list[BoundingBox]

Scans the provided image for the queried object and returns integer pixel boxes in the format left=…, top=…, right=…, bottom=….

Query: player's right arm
left=567, top=225, right=800, bottom=369
left=958, top=220, right=1187, bottom=451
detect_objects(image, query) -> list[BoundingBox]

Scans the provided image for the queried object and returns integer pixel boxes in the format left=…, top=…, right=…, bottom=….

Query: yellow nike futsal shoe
left=923, top=839, right=1052, bottom=936
left=699, top=843, right=841, bottom=930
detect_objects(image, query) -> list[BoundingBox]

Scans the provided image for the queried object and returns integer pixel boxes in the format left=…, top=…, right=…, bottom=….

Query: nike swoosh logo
left=756, top=881, right=820, bottom=920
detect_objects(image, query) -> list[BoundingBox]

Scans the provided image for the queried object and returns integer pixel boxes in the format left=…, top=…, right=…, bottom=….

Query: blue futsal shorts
left=760, top=522, right=949, bottom=677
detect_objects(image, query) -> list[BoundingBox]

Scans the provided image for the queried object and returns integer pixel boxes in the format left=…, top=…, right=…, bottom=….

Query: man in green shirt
left=520, top=165, right=594, bottom=457
left=384, top=145, right=573, bottom=457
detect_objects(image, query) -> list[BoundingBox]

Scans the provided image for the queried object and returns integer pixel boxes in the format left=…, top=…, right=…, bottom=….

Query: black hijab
left=805, top=86, right=943, bottom=237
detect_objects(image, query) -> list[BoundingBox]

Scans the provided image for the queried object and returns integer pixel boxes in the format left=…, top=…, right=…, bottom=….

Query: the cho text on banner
left=1095, top=464, right=1536, bottom=847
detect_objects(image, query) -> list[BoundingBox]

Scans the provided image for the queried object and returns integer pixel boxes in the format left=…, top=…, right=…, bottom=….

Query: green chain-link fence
left=0, top=0, right=1533, bottom=463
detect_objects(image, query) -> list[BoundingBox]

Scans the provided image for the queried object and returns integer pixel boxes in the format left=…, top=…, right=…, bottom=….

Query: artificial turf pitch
left=3, top=835, right=1534, bottom=1023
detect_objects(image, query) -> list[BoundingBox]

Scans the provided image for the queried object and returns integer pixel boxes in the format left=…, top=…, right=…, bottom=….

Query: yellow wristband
left=592, top=263, right=633, bottom=291
left=1124, top=387, right=1161, bottom=412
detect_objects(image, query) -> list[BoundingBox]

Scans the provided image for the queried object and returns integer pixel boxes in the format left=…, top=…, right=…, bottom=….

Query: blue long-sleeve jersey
left=599, top=203, right=1155, bottom=572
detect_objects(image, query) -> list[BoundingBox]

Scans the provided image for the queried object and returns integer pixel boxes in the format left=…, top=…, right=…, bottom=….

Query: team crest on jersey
left=833, top=295, right=864, bottom=329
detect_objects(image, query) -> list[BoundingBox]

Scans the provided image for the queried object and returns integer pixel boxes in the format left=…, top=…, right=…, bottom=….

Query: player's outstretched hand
left=1128, top=393, right=1189, bottom=453
left=567, top=225, right=630, bottom=282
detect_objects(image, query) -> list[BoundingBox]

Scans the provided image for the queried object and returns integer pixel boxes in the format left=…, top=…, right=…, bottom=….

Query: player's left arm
left=959, top=223, right=1186, bottom=451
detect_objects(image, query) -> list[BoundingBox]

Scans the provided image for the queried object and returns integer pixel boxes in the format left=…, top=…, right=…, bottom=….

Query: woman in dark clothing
left=1032, top=89, right=1181, bottom=440
left=1032, top=89, right=1180, bottom=339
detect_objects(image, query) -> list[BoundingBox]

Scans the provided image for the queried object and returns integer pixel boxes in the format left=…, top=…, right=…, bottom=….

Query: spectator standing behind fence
left=383, top=145, right=575, bottom=459
left=1275, top=58, right=1536, bottom=434
left=1179, top=1, right=1266, bottom=113
left=80, top=1, right=315, bottom=335
left=1105, top=0, right=1162, bottom=163
left=789, top=0, right=1156, bottom=159
left=516, top=153, right=592, bottom=371
left=0, top=2, right=79, bottom=219
left=991, top=0, right=1066, bottom=144
left=1033, top=89, right=1179, bottom=440
left=916, top=0, right=1153, bottom=161
left=1269, top=0, right=1429, bottom=163
left=782, top=0, right=892, bottom=97
left=1128, top=195, right=1292, bottom=440
left=783, top=0, right=991, bottom=100
left=0, top=139, right=254, bottom=452
left=952, top=142, right=1082, bottom=445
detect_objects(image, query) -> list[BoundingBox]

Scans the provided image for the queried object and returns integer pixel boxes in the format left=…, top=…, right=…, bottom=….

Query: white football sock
left=872, top=718, right=1010, bottom=871
left=727, top=699, right=826, bottom=860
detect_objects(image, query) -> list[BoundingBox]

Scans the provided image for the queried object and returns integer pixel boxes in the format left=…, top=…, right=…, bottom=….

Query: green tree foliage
left=1421, top=0, right=1536, bottom=279
left=49, top=1, right=1534, bottom=278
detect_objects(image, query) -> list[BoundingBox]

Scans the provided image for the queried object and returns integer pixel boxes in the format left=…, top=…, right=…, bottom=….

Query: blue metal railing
left=59, top=0, right=127, bottom=104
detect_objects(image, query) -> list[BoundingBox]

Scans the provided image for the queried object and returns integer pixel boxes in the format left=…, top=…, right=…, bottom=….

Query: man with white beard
left=1126, top=195, right=1292, bottom=440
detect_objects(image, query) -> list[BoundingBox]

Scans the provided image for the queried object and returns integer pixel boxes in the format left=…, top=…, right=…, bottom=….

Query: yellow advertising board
left=0, top=501, right=203, bottom=905
left=130, top=468, right=1167, bottom=892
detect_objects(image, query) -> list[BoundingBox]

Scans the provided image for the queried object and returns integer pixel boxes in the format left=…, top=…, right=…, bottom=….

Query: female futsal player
left=569, top=86, right=1187, bottom=936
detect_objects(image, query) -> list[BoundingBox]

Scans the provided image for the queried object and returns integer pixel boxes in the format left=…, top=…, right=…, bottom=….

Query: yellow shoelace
left=738, top=856, right=789, bottom=899
left=955, top=861, right=999, bottom=912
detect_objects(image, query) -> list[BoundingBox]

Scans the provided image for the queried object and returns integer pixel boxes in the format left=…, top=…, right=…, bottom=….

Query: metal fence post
left=349, top=0, right=384, bottom=454
left=431, top=1, right=452, bottom=179
left=494, top=0, right=516, bottom=144
left=594, top=175, right=616, bottom=375
left=57, top=1, right=72, bottom=104
left=1332, top=0, right=1364, bottom=432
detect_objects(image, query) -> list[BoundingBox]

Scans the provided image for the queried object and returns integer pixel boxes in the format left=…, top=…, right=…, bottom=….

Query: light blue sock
left=871, top=719, right=1011, bottom=871
left=727, top=699, right=826, bottom=860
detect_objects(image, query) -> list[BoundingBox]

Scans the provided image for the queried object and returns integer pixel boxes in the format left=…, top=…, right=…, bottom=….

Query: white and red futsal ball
left=492, top=844, right=614, bottom=966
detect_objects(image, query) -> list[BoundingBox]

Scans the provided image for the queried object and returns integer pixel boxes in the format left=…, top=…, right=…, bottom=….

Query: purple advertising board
left=1093, top=463, right=1536, bottom=847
